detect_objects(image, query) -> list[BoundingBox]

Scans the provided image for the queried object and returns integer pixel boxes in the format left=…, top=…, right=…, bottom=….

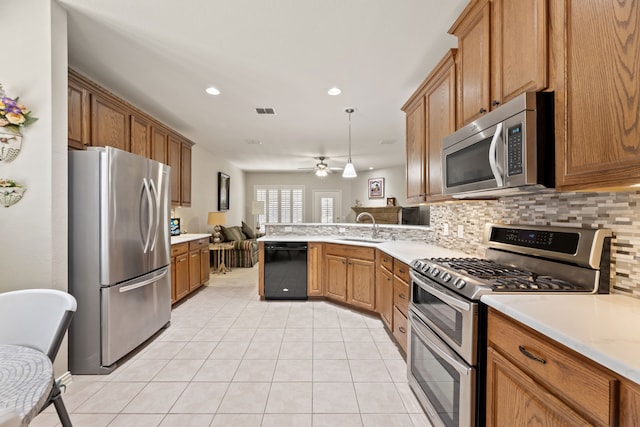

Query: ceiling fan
left=298, top=156, right=343, bottom=177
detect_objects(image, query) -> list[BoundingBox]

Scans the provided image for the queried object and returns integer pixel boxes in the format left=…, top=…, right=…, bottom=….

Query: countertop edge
left=171, top=233, right=211, bottom=244
left=482, top=294, right=640, bottom=385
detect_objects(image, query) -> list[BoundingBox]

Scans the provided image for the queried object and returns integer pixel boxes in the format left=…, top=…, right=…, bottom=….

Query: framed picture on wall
left=368, top=177, right=384, bottom=199
left=218, top=172, right=230, bottom=211
left=386, top=197, right=396, bottom=206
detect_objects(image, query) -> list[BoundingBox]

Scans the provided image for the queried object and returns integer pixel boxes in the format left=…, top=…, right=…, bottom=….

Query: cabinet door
left=347, top=258, right=375, bottom=311
left=486, top=347, right=591, bottom=426
left=200, top=247, right=210, bottom=284
left=170, top=257, right=177, bottom=304
left=168, top=135, right=181, bottom=205
left=91, top=93, right=130, bottom=151
left=491, top=0, right=548, bottom=106
left=425, top=51, right=456, bottom=201
left=68, top=79, right=90, bottom=150
left=454, top=0, right=491, bottom=127
left=189, top=250, right=201, bottom=291
left=150, top=125, right=168, bottom=164
left=175, top=253, right=189, bottom=301
left=620, top=379, right=640, bottom=427
left=325, top=254, right=347, bottom=302
left=130, top=114, right=150, bottom=158
left=308, top=243, right=324, bottom=297
left=376, top=265, right=393, bottom=330
left=552, top=0, right=640, bottom=191
left=180, top=142, right=192, bottom=206
left=405, top=97, right=426, bottom=203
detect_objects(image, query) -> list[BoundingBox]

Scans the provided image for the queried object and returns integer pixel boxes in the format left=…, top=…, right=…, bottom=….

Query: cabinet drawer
left=189, top=237, right=209, bottom=251
left=325, top=243, right=375, bottom=261
left=393, top=261, right=410, bottom=283
left=393, top=277, right=409, bottom=317
left=392, top=306, right=408, bottom=353
left=376, top=250, right=394, bottom=272
left=488, top=309, right=617, bottom=426
left=171, top=242, right=188, bottom=257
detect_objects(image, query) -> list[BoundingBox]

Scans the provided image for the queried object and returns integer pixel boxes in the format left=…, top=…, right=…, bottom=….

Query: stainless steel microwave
left=442, top=92, right=554, bottom=198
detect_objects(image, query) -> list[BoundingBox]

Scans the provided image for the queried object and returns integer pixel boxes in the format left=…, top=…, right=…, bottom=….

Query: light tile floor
left=32, top=266, right=431, bottom=427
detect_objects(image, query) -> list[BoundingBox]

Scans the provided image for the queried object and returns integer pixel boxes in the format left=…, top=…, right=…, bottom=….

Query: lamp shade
left=342, top=162, right=357, bottom=178
left=207, top=212, right=226, bottom=225
left=251, top=200, right=265, bottom=215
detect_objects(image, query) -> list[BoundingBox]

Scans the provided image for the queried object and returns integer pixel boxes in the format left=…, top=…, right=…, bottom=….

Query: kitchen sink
left=335, top=237, right=385, bottom=244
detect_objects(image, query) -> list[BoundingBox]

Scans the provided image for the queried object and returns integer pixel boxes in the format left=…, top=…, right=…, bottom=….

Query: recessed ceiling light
left=328, top=87, right=342, bottom=96
left=205, top=87, right=221, bottom=95
left=369, top=167, right=374, bottom=170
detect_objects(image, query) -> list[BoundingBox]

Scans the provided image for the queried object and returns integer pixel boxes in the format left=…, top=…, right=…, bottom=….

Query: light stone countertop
left=481, top=294, right=640, bottom=385
left=170, top=233, right=211, bottom=245
left=259, top=235, right=466, bottom=265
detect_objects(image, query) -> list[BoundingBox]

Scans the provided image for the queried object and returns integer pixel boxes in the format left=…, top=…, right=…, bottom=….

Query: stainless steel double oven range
left=407, top=223, right=612, bottom=427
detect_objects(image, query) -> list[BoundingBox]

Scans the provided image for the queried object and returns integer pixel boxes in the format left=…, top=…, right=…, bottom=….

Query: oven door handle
left=410, top=271, right=472, bottom=312
left=410, top=311, right=472, bottom=376
left=488, top=122, right=504, bottom=187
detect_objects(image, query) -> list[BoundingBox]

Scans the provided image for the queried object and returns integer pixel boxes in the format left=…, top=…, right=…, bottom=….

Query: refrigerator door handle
left=148, top=178, right=160, bottom=252
left=141, top=178, right=154, bottom=253
left=119, top=268, right=169, bottom=293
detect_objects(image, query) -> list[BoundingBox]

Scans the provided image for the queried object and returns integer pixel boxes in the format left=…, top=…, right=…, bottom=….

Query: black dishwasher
left=264, top=242, right=308, bottom=300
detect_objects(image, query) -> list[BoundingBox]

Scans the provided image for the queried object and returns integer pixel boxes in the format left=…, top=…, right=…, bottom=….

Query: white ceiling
left=59, top=0, right=467, bottom=173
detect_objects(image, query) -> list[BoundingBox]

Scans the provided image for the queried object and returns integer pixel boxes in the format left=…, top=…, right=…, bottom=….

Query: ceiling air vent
left=256, top=107, right=277, bottom=115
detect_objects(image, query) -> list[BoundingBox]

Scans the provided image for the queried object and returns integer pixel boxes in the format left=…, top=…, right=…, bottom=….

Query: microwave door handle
left=488, top=122, right=504, bottom=187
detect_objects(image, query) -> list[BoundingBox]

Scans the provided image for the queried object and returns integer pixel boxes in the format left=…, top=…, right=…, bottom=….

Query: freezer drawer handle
left=119, top=269, right=168, bottom=293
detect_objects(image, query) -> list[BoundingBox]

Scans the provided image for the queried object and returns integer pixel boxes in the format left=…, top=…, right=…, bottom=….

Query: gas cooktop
left=411, top=224, right=613, bottom=301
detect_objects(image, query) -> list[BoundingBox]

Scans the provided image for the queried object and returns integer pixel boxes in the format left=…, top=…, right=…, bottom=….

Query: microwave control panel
left=507, top=124, right=523, bottom=176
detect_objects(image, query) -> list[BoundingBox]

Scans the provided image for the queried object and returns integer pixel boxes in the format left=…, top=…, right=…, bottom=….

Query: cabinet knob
left=342, top=260, right=346, bottom=264
left=479, top=108, right=487, bottom=114
left=491, top=100, right=501, bottom=107
left=399, top=268, right=405, bottom=273
left=399, top=326, right=406, bottom=334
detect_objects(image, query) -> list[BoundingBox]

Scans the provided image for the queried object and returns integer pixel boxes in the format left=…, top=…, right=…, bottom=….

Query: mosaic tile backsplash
left=267, top=189, right=640, bottom=299
left=429, top=190, right=640, bottom=299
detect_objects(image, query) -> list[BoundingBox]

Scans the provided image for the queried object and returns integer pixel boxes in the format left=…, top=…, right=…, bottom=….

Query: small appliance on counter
left=407, top=223, right=612, bottom=427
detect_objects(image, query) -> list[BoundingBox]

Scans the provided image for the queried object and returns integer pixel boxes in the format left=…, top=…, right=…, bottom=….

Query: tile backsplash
left=429, top=189, right=640, bottom=299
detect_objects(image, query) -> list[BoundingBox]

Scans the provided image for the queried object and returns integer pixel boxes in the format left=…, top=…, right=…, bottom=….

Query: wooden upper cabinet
left=450, top=0, right=548, bottom=127
left=180, top=142, right=192, bottom=207
left=491, top=0, right=548, bottom=105
left=150, top=125, right=168, bottom=164
left=67, top=77, right=90, bottom=150
left=426, top=50, right=457, bottom=201
left=168, top=135, right=181, bottom=205
left=551, top=0, right=640, bottom=191
left=402, top=49, right=456, bottom=203
left=130, top=114, right=150, bottom=158
left=403, top=97, right=426, bottom=203
left=90, top=93, right=130, bottom=151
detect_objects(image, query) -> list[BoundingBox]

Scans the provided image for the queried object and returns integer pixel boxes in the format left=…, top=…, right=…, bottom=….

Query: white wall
left=244, top=165, right=408, bottom=224
left=0, top=0, right=68, bottom=372
left=172, top=144, right=246, bottom=233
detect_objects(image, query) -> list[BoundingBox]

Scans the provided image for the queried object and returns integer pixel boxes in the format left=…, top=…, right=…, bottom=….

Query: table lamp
left=207, top=211, right=226, bottom=243
left=251, top=200, right=265, bottom=231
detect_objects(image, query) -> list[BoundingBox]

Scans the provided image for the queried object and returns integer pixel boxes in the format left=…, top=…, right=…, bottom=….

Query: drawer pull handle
left=399, top=268, right=405, bottom=273
left=399, top=326, right=406, bottom=333
left=519, top=345, right=546, bottom=364
left=399, top=293, right=406, bottom=300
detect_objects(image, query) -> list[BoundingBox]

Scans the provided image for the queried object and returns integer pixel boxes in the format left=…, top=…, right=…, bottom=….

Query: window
left=255, top=185, right=304, bottom=224
left=320, top=197, right=334, bottom=223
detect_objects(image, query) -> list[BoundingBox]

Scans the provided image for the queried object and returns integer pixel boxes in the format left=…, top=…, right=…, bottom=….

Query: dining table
left=0, top=344, right=53, bottom=427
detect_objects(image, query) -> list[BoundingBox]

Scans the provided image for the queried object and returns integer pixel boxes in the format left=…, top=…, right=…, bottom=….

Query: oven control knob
left=421, top=265, right=431, bottom=273
left=431, top=268, right=440, bottom=278
left=441, top=273, right=452, bottom=282
left=454, top=278, right=467, bottom=289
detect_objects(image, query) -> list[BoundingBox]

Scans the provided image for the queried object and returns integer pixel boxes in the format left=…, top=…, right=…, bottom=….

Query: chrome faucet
left=355, top=212, right=379, bottom=239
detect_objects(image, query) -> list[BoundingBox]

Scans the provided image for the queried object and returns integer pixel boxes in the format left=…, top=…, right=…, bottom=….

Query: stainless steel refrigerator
left=68, top=147, right=171, bottom=374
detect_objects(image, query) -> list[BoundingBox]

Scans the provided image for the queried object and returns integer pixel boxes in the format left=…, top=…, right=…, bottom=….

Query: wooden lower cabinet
left=171, top=238, right=209, bottom=304
left=307, top=242, right=323, bottom=297
left=620, top=379, right=640, bottom=427
left=375, top=250, right=394, bottom=330
left=487, top=308, right=621, bottom=426
left=171, top=243, right=190, bottom=303
left=324, top=244, right=375, bottom=311
left=392, top=306, right=408, bottom=354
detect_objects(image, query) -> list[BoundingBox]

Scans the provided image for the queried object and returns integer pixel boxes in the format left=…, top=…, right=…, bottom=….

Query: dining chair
left=0, top=289, right=77, bottom=427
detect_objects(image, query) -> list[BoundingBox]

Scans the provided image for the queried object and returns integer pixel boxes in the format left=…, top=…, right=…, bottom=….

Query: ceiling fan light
left=316, top=168, right=328, bottom=177
left=342, top=162, right=357, bottom=178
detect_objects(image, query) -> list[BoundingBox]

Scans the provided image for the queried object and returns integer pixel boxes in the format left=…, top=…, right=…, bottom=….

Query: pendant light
left=342, top=107, right=357, bottom=178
